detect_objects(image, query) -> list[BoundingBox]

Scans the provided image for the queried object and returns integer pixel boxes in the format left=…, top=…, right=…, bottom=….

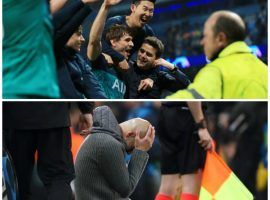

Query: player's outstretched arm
left=87, top=0, right=122, bottom=61
left=50, top=0, right=68, bottom=14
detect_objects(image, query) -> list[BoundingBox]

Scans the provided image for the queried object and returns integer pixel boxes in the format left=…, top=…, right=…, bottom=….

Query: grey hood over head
left=75, top=106, right=149, bottom=200
left=91, top=105, right=125, bottom=145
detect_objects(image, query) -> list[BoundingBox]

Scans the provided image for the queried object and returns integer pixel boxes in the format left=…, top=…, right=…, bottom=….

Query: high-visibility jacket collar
left=218, top=41, right=252, bottom=58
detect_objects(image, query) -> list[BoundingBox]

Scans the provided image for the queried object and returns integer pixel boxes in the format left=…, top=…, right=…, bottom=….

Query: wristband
left=195, top=118, right=207, bottom=129
left=171, top=65, right=178, bottom=72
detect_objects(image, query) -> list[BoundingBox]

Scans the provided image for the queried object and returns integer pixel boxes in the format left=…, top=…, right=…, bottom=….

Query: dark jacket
left=75, top=106, right=149, bottom=200
left=102, top=15, right=155, bottom=62
left=158, top=68, right=191, bottom=98
left=3, top=102, right=69, bottom=129
left=126, top=62, right=191, bottom=99
left=3, top=102, right=94, bottom=130
left=60, top=48, right=107, bottom=98
left=54, top=0, right=106, bottom=99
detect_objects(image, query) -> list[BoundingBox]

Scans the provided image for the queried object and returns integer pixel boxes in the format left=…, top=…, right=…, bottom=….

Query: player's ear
left=110, top=39, right=116, bottom=48
left=130, top=4, right=136, bottom=13
left=216, top=32, right=227, bottom=48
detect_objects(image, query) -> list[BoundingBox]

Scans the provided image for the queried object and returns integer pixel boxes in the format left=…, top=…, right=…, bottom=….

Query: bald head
left=119, top=118, right=151, bottom=152
left=208, top=10, right=246, bottom=44
left=119, top=118, right=150, bottom=138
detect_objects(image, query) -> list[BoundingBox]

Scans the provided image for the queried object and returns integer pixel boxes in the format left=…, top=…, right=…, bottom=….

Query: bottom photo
left=2, top=102, right=267, bottom=200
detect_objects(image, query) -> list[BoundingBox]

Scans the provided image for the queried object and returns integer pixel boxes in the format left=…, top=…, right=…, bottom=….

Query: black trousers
left=3, top=127, right=74, bottom=200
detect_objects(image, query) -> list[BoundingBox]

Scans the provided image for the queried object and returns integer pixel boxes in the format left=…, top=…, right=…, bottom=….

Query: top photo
left=3, top=0, right=268, bottom=99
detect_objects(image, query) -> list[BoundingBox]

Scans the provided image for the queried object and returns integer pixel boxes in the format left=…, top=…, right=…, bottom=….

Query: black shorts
left=157, top=105, right=206, bottom=175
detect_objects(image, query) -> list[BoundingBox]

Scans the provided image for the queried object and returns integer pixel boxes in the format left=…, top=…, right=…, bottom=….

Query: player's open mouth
left=125, top=49, right=131, bottom=56
left=77, top=43, right=82, bottom=48
left=140, top=17, right=148, bottom=23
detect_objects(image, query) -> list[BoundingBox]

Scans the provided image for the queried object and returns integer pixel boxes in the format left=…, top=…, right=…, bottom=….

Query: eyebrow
left=143, top=5, right=153, bottom=10
left=141, top=48, right=153, bottom=56
left=124, top=35, right=132, bottom=39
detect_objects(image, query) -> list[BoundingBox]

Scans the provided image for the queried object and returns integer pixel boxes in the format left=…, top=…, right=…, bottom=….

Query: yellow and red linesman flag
left=199, top=150, right=253, bottom=200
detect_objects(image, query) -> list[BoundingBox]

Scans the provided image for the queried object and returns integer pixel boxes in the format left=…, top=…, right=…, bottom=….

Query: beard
left=136, top=59, right=152, bottom=70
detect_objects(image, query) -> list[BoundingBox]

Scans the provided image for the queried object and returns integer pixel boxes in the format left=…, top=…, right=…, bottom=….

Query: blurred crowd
left=158, top=1, right=267, bottom=60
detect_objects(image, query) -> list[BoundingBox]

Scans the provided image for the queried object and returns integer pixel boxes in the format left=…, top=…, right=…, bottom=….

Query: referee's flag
left=199, top=150, right=253, bottom=200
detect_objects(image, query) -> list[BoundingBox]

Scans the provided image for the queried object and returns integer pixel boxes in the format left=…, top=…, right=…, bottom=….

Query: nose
left=140, top=51, right=146, bottom=59
left=80, top=35, right=85, bottom=43
left=129, top=41, right=134, bottom=47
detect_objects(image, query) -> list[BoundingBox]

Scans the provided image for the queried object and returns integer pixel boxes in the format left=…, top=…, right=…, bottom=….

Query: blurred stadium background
left=15, top=101, right=268, bottom=200
left=26, top=102, right=267, bottom=200
left=81, top=0, right=267, bottom=80
left=73, top=102, right=268, bottom=200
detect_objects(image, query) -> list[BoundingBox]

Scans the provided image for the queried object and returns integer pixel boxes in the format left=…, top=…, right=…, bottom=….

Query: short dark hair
left=132, top=0, right=156, bottom=5
left=143, top=36, right=164, bottom=58
left=105, top=24, right=132, bottom=44
left=213, top=15, right=246, bottom=44
left=76, top=25, right=83, bottom=34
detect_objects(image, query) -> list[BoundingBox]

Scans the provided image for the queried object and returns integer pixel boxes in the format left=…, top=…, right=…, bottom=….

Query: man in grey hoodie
left=74, top=105, right=155, bottom=200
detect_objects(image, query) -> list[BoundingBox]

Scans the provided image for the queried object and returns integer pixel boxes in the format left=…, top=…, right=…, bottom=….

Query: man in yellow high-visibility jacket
left=167, top=10, right=268, bottom=99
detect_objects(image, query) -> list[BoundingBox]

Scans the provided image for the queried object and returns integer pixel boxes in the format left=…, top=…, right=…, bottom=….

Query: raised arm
left=53, top=0, right=99, bottom=49
left=166, top=66, right=223, bottom=99
left=87, top=0, right=122, bottom=61
left=50, top=0, right=69, bottom=14
left=155, top=58, right=191, bottom=87
left=51, top=0, right=98, bottom=16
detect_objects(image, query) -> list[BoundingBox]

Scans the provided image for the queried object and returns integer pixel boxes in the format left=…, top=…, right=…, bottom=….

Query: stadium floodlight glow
left=249, top=45, right=262, bottom=57
left=186, top=0, right=220, bottom=8
left=154, top=0, right=220, bottom=14
left=167, top=56, right=191, bottom=68
left=154, top=4, right=182, bottom=14
left=166, top=44, right=266, bottom=69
